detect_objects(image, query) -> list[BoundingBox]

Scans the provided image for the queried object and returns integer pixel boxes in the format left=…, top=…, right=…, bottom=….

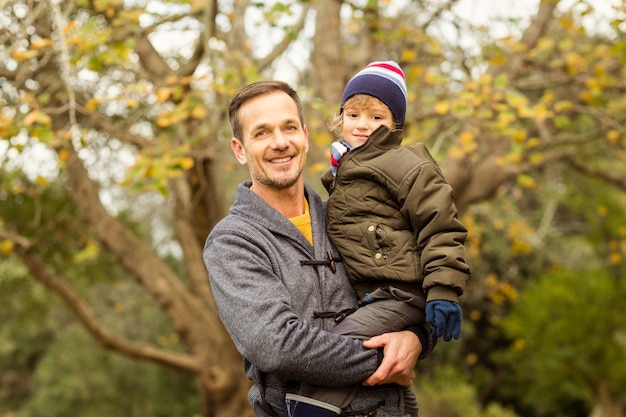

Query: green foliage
left=0, top=167, right=194, bottom=415
left=0, top=259, right=54, bottom=412
left=415, top=365, right=519, bottom=417
left=496, top=266, right=626, bottom=417
left=562, top=172, right=626, bottom=272
left=14, top=325, right=200, bottom=417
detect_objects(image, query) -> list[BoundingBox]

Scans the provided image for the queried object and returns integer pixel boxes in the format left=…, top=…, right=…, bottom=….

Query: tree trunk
left=588, top=382, right=624, bottom=417
left=312, top=0, right=347, bottom=105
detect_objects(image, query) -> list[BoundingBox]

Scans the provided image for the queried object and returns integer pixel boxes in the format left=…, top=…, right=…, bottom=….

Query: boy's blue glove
left=426, top=300, right=462, bottom=341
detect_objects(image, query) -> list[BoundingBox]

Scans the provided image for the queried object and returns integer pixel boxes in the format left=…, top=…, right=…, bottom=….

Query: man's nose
left=272, top=130, right=289, bottom=148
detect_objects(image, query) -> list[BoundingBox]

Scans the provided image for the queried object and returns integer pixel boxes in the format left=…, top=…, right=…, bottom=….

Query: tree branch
left=257, top=4, right=312, bottom=72
left=490, top=0, right=559, bottom=80
left=3, top=230, right=201, bottom=373
left=170, top=176, right=215, bottom=308
left=47, top=0, right=77, bottom=126
left=449, top=154, right=521, bottom=212
left=61, top=144, right=219, bottom=338
left=565, top=157, right=626, bottom=192
left=85, top=110, right=152, bottom=149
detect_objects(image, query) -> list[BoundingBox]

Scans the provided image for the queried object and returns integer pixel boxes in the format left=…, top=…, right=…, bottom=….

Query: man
left=203, top=80, right=433, bottom=417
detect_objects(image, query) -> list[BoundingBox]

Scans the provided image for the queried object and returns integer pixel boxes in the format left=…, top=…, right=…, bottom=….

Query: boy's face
left=341, top=95, right=394, bottom=149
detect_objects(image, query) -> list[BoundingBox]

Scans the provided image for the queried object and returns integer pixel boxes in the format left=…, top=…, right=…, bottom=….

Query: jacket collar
left=350, top=125, right=403, bottom=158
left=229, top=182, right=327, bottom=253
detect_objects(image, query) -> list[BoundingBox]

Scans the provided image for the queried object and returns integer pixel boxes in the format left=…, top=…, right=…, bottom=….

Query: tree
left=1, top=0, right=625, bottom=415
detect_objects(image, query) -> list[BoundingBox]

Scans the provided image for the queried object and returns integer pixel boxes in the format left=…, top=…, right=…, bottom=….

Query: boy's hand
left=426, top=300, right=462, bottom=341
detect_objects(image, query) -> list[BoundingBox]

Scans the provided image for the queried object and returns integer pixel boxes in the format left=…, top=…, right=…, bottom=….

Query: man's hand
left=361, top=330, right=421, bottom=387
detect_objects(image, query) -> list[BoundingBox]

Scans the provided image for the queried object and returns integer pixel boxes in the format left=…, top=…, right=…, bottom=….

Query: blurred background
left=1, top=0, right=625, bottom=416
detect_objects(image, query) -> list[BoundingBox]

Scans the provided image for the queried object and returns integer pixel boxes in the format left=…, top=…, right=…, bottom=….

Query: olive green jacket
left=322, top=125, right=470, bottom=303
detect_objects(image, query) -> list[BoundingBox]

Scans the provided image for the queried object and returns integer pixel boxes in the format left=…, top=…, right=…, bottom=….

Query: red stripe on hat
left=367, top=62, right=405, bottom=79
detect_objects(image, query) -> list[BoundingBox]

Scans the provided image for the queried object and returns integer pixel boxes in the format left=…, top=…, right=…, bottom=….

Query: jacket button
left=375, top=253, right=382, bottom=259
left=368, top=225, right=375, bottom=232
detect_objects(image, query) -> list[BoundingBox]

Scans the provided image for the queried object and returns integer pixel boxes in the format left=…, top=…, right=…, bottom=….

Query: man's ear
left=303, top=125, right=309, bottom=153
left=231, top=137, right=247, bottom=165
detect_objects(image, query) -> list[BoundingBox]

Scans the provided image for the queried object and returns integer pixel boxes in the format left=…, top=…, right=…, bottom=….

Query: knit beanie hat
left=340, top=61, right=408, bottom=129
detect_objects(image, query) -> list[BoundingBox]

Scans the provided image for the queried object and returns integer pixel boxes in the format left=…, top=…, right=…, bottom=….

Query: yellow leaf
left=488, top=55, right=506, bottom=66
left=607, top=130, right=620, bottom=143
left=64, top=21, right=76, bottom=34
left=609, top=252, right=623, bottom=265
left=512, top=130, right=526, bottom=143
left=512, top=338, right=526, bottom=352
left=24, top=109, right=52, bottom=126
left=496, top=111, right=516, bottom=128
left=469, top=309, right=481, bottom=321
left=401, top=49, right=417, bottom=62
left=313, top=132, right=333, bottom=148
left=579, top=90, right=593, bottom=103
left=31, top=38, right=53, bottom=49
left=532, top=104, right=551, bottom=121
left=527, top=137, right=540, bottom=148
left=565, top=52, right=585, bottom=74
left=466, top=352, right=478, bottom=366
left=12, top=49, right=39, bottom=61
left=528, top=153, right=544, bottom=165
left=156, top=112, right=172, bottom=127
left=447, top=146, right=465, bottom=159
left=73, top=240, right=101, bottom=263
left=0, top=239, right=14, bottom=255
left=180, top=157, right=194, bottom=170
left=58, top=148, right=70, bottom=161
left=85, top=98, right=100, bottom=112
left=156, top=88, right=171, bottom=103
left=517, top=174, right=537, bottom=189
left=541, top=90, right=555, bottom=104
left=485, top=273, right=498, bottom=288
left=434, top=101, right=449, bottom=115
left=459, top=131, right=474, bottom=144
left=190, top=106, right=208, bottom=119
left=554, top=100, right=573, bottom=112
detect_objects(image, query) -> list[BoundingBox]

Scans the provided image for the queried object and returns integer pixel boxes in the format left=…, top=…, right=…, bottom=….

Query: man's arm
left=361, top=330, right=421, bottom=386
left=205, top=228, right=379, bottom=386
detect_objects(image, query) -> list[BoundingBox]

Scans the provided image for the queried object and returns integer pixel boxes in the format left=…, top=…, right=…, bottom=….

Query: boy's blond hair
left=328, top=94, right=399, bottom=138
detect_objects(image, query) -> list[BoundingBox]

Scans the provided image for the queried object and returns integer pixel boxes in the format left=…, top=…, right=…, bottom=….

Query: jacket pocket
left=363, top=223, right=419, bottom=281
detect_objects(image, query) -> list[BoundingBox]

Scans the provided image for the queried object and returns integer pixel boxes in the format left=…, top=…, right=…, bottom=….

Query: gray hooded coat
left=204, top=182, right=426, bottom=416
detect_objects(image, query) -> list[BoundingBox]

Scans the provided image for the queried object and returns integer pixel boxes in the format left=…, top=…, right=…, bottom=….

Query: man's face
left=231, top=91, right=309, bottom=193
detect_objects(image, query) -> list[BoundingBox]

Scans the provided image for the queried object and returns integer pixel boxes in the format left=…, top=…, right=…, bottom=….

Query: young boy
left=288, top=61, right=470, bottom=416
